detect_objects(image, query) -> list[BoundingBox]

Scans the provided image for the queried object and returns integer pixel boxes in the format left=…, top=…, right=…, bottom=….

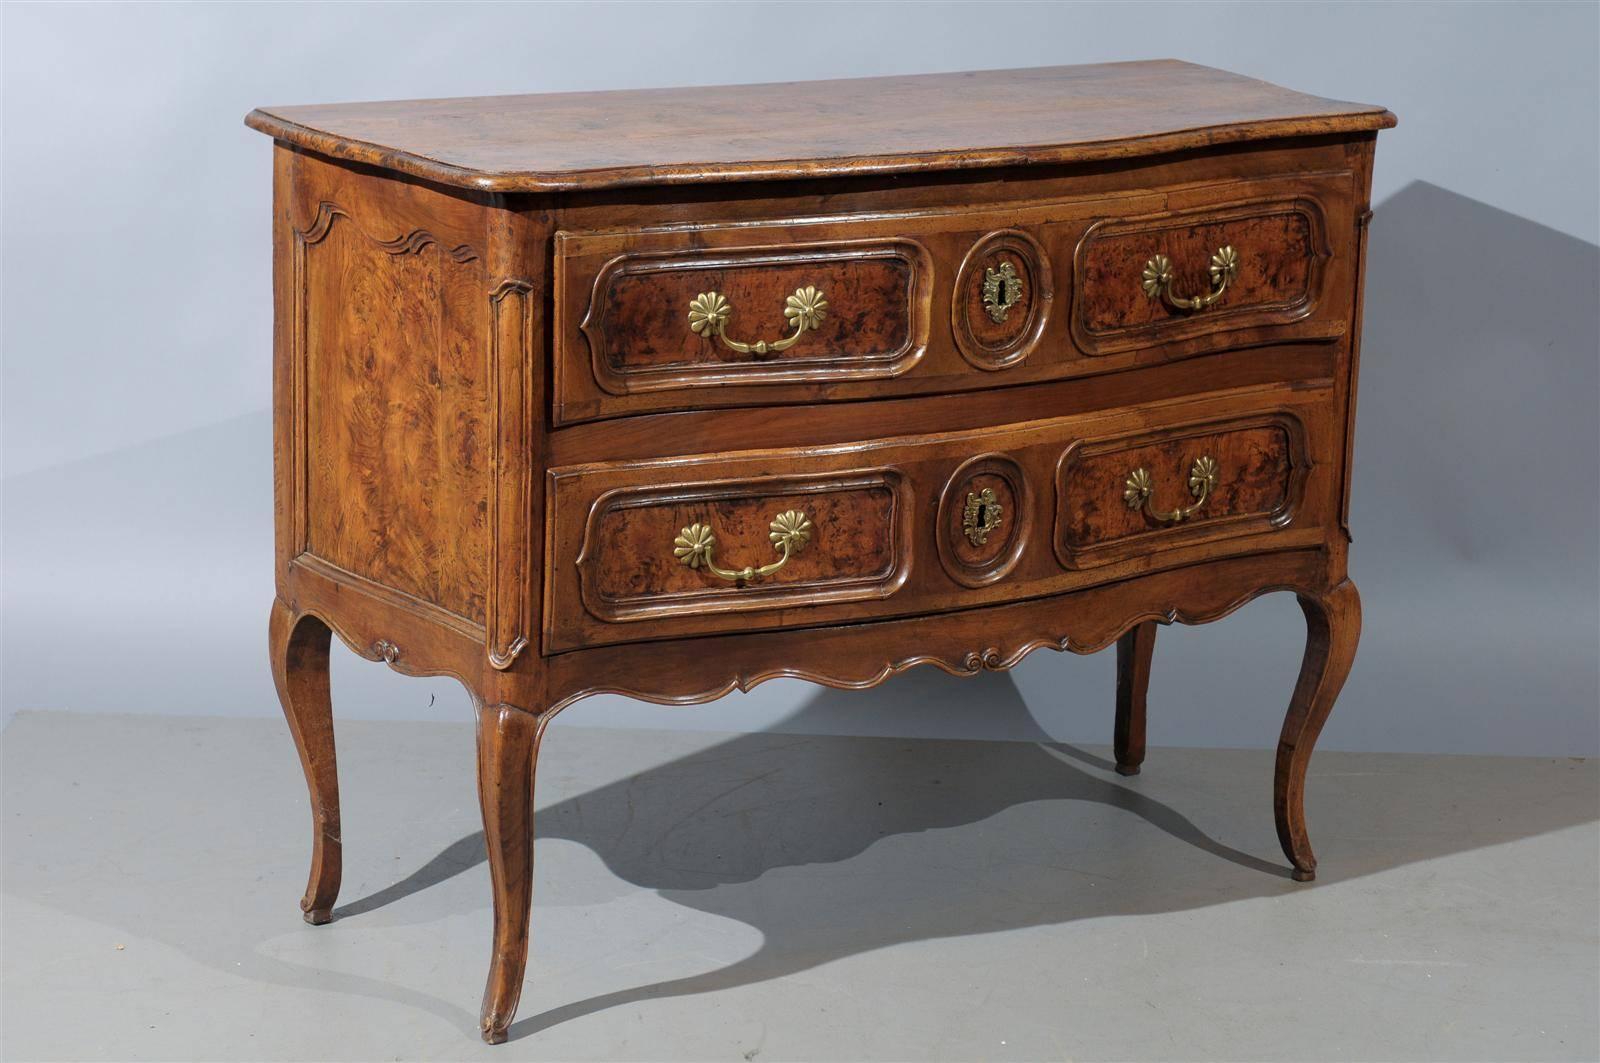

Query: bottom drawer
left=544, top=385, right=1332, bottom=652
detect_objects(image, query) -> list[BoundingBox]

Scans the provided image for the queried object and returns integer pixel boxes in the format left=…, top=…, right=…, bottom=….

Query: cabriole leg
left=1275, top=580, right=1362, bottom=881
left=476, top=702, right=544, bottom=1044
left=268, top=599, right=341, bottom=924
left=1114, top=621, right=1157, bottom=776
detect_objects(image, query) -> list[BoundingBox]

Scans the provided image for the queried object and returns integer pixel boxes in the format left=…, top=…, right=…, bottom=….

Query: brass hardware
left=962, top=487, right=1004, bottom=546
left=980, top=260, right=1024, bottom=324
left=1141, top=245, right=1239, bottom=311
left=1123, top=455, right=1219, bottom=523
left=673, top=509, right=813, bottom=583
left=687, top=286, right=828, bottom=356
left=372, top=639, right=400, bottom=664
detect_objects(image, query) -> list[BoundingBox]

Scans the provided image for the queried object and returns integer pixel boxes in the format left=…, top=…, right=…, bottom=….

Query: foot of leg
left=1115, top=621, right=1156, bottom=776
left=1275, top=580, right=1361, bottom=882
left=269, top=599, right=341, bottom=923
left=476, top=702, right=543, bottom=1044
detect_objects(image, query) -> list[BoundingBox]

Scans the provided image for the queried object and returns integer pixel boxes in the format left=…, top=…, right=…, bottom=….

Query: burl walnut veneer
left=248, top=61, right=1394, bottom=1043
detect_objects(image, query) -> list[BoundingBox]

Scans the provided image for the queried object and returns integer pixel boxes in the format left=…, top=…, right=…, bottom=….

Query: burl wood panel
left=1056, top=416, right=1303, bottom=569
left=1081, top=201, right=1318, bottom=334
left=547, top=384, right=1335, bottom=652
left=555, top=170, right=1355, bottom=424
left=246, top=61, right=1393, bottom=193
left=591, top=249, right=915, bottom=378
left=251, top=67, right=1392, bottom=1043
left=583, top=476, right=901, bottom=613
left=299, top=199, right=491, bottom=623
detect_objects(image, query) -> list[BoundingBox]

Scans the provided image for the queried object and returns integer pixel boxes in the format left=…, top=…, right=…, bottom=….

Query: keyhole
left=975, top=502, right=988, bottom=526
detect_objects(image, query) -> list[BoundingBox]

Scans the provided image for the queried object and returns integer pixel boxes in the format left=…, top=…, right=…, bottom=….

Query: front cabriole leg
left=476, top=702, right=546, bottom=1044
left=1275, top=579, right=1362, bottom=881
left=268, top=598, right=342, bottom=924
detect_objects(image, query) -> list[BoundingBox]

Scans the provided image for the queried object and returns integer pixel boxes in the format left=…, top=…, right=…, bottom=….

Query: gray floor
left=3, top=712, right=1596, bottom=1062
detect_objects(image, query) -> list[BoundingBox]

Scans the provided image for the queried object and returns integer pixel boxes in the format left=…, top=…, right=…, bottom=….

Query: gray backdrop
left=4, top=1, right=1597, bottom=756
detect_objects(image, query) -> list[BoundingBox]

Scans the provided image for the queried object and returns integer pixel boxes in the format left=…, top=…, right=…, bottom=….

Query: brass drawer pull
left=687, top=286, right=828, bottom=356
left=673, top=509, right=813, bottom=582
left=1141, top=245, right=1239, bottom=311
left=1124, top=455, right=1219, bottom=523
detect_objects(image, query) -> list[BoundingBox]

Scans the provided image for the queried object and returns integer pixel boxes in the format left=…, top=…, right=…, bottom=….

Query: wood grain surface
left=245, top=61, right=1393, bottom=193
left=253, top=63, right=1392, bottom=1042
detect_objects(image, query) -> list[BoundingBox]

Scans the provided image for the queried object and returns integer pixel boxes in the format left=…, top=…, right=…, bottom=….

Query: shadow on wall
left=4, top=187, right=1597, bottom=1045
left=1, top=182, right=1596, bottom=753
left=1325, top=179, right=1600, bottom=754
left=1355, top=179, right=1599, bottom=573
left=753, top=180, right=1600, bottom=755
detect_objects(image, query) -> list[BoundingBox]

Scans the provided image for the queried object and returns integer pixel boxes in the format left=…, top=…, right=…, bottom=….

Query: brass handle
left=1123, top=456, right=1219, bottom=523
left=687, top=286, right=828, bottom=356
left=673, top=509, right=813, bottom=583
left=1141, top=246, right=1239, bottom=311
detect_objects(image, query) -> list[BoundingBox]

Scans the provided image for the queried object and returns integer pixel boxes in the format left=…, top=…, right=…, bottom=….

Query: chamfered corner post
left=1275, top=579, right=1362, bottom=881
left=268, top=598, right=342, bottom=924
left=1114, top=621, right=1158, bottom=776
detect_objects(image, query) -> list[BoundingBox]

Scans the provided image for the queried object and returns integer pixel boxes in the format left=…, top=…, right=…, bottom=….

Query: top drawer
left=552, top=171, right=1356, bottom=424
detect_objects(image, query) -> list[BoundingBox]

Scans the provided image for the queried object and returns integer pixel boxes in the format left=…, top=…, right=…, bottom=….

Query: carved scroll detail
left=297, top=201, right=480, bottom=262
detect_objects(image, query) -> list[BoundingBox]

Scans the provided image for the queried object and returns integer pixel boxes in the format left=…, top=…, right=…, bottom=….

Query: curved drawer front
left=551, top=166, right=1359, bottom=425
left=1072, top=198, right=1331, bottom=355
left=579, top=242, right=930, bottom=394
left=544, top=384, right=1335, bottom=652
left=575, top=471, right=911, bottom=624
left=1054, top=413, right=1308, bottom=569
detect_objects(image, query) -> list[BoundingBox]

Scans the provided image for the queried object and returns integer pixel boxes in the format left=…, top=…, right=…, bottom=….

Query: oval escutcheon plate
left=950, top=229, right=1053, bottom=371
left=936, top=453, right=1031, bottom=587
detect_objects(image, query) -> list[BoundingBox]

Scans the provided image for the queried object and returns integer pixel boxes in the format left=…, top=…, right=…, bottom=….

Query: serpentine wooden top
left=245, top=60, right=1394, bottom=193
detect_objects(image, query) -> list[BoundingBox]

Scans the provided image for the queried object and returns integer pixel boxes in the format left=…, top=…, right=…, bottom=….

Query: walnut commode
left=248, top=61, right=1393, bottom=1043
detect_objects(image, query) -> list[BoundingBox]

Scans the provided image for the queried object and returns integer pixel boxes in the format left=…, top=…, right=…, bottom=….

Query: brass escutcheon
left=962, top=487, right=1004, bottom=546
left=980, top=260, right=1024, bottom=324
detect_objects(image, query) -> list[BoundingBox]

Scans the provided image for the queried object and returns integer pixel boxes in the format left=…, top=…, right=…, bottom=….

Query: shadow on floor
left=324, top=664, right=1595, bottom=1042
left=10, top=181, right=1593, bottom=1049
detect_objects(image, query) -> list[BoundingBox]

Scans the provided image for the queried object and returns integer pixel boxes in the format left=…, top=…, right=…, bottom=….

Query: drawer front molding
left=547, top=385, right=1332, bottom=652
left=1071, top=196, right=1332, bottom=356
left=572, top=470, right=913, bottom=626
left=1053, top=411, right=1311, bottom=569
left=576, top=239, right=933, bottom=395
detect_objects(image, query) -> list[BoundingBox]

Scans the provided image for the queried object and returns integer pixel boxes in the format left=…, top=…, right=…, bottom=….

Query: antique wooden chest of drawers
left=247, top=61, right=1393, bottom=1043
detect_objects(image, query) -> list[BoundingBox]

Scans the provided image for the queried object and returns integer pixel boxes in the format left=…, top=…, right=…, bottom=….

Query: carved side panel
left=295, top=202, right=491, bottom=624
